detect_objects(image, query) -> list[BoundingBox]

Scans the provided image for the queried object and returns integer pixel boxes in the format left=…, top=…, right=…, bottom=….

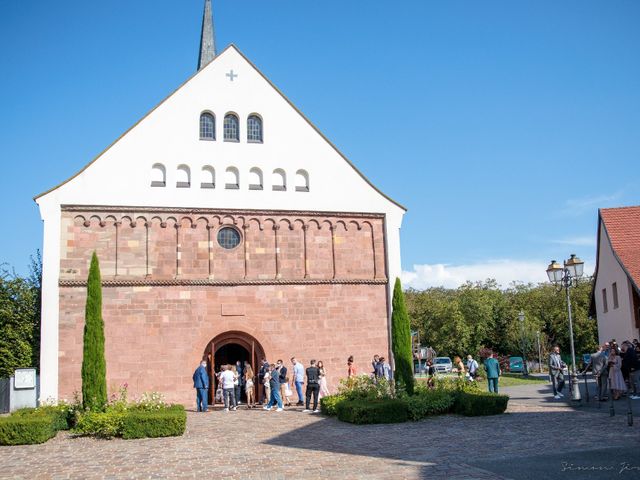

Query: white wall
left=594, top=223, right=638, bottom=343
left=35, top=45, right=405, bottom=401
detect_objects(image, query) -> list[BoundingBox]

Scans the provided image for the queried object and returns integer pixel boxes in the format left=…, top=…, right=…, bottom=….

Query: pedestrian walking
left=484, top=353, right=501, bottom=393
left=192, top=360, right=209, bottom=412
left=549, top=345, right=566, bottom=399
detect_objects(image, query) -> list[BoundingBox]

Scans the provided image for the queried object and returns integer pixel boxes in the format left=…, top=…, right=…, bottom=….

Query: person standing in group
left=484, top=353, right=501, bottom=393
left=590, top=345, right=609, bottom=401
left=231, top=365, right=241, bottom=406
left=291, top=357, right=305, bottom=406
left=258, top=358, right=269, bottom=404
left=454, top=356, right=465, bottom=378
left=467, top=355, right=479, bottom=381
left=371, top=355, right=380, bottom=377
left=263, top=364, right=271, bottom=406
left=220, top=365, right=237, bottom=412
left=632, top=342, right=640, bottom=400
left=235, top=360, right=244, bottom=405
left=245, top=364, right=255, bottom=408
left=549, top=345, right=566, bottom=399
left=277, top=360, right=291, bottom=407
left=264, top=364, right=283, bottom=411
left=303, top=359, right=321, bottom=413
left=318, top=361, right=330, bottom=399
left=192, top=360, right=209, bottom=412
left=347, top=356, right=357, bottom=378
left=380, top=357, right=392, bottom=381
left=608, top=345, right=627, bottom=400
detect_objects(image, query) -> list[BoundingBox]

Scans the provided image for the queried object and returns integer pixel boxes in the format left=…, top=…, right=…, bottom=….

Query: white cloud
left=551, top=235, right=597, bottom=247
left=558, top=192, right=623, bottom=217
left=401, top=259, right=594, bottom=290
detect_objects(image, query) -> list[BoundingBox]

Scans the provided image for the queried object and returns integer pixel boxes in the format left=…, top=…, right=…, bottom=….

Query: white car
left=433, top=357, right=453, bottom=374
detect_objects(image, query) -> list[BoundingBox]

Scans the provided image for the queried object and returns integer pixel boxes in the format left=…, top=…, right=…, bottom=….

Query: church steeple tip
left=197, top=0, right=216, bottom=71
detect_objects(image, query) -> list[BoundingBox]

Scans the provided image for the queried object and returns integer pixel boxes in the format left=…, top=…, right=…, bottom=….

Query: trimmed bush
left=121, top=407, right=186, bottom=439
left=74, top=410, right=126, bottom=438
left=404, top=390, right=455, bottom=421
left=0, top=415, right=57, bottom=445
left=336, top=399, right=408, bottom=425
left=454, top=391, right=509, bottom=416
left=12, top=406, right=71, bottom=431
left=319, top=395, right=344, bottom=416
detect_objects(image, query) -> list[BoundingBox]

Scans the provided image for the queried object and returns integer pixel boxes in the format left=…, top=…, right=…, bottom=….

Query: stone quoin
left=34, top=0, right=405, bottom=405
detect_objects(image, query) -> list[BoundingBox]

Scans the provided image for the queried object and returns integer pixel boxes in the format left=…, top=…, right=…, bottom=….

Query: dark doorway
left=214, top=343, right=250, bottom=371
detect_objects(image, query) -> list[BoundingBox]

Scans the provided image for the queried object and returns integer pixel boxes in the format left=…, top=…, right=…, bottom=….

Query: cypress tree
left=391, top=277, right=414, bottom=395
left=81, top=252, right=107, bottom=411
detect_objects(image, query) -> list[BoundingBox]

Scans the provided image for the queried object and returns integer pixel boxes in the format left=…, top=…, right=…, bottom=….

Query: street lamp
left=518, top=310, right=529, bottom=377
left=546, top=254, right=584, bottom=402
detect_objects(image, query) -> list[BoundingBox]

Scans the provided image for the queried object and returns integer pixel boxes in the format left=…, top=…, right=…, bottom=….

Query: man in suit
left=484, top=352, right=501, bottom=393
left=549, top=345, right=566, bottom=399
left=590, top=345, right=609, bottom=401
left=192, top=360, right=210, bottom=412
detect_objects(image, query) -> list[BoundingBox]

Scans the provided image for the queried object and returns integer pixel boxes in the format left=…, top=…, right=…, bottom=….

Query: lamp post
left=546, top=254, right=584, bottom=402
left=518, top=310, right=529, bottom=377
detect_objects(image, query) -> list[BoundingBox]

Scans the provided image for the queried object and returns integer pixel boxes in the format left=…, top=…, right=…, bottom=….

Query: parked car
left=509, top=356, right=524, bottom=373
left=433, top=357, right=453, bottom=373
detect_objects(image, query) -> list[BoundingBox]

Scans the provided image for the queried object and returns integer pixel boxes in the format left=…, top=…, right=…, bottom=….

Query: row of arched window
left=150, top=164, right=309, bottom=192
left=200, top=112, right=263, bottom=143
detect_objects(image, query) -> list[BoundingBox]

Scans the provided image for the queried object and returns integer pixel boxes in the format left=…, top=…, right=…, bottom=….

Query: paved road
left=1, top=386, right=639, bottom=479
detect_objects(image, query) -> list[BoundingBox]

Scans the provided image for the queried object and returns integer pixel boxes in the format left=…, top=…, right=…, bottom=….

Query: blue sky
left=1, top=1, right=639, bottom=287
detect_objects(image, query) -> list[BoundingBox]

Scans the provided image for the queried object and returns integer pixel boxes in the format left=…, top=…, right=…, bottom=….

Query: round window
left=217, top=227, right=241, bottom=250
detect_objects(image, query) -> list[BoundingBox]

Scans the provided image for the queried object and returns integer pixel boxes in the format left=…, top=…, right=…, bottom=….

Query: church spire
left=197, top=0, right=216, bottom=71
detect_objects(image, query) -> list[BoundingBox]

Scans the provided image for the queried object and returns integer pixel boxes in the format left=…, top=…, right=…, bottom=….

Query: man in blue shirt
left=192, top=360, right=210, bottom=412
left=291, top=357, right=305, bottom=406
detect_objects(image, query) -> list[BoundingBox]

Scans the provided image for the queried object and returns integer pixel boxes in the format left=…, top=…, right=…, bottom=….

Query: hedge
left=336, top=399, right=408, bottom=424
left=454, top=391, right=509, bottom=416
left=121, top=407, right=186, bottom=439
left=319, top=395, right=344, bottom=416
left=12, top=406, right=71, bottom=431
left=404, top=390, right=455, bottom=421
left=0, top=416, right=57, bottom=446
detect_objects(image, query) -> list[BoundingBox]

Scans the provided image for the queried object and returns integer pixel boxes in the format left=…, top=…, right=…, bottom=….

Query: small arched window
left=295, top=169, right=310, bottom=192
left=199, top=112, right=215, bottom=140
left=201, top=166, right=215, bottom=189
left=151, top=163, right=166, bottom=187
left=249, top=167, right=263, bottom=190
left=247, top=114, right=263, bottom=143
left=272, top=168, right=286, bottom=191
left=225, top=167, right=239, bottom=189
left=176, top=164, right=190, bottom=188
left=224, top=113, right=239, bottom=142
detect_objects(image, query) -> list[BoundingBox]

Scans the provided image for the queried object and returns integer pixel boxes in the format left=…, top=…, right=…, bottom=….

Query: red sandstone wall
left=58, top=284, right=389, bottom=405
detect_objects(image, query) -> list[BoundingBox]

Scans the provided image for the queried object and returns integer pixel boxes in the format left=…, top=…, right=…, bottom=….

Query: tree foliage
left=405, top=278, right=598, bottom=361
left=0, top=252, right=42, bottom=379
left=391, top=278, right=414, bottom=395
left=81, top=252, right=107, bottom=411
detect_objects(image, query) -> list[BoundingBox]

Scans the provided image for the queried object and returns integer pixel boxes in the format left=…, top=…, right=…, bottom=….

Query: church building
left=35, top=0, right=406, bottom=405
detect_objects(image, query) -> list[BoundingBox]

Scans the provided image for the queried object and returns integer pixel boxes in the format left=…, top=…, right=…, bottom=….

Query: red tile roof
left=601, top=205, right=640, bottom=290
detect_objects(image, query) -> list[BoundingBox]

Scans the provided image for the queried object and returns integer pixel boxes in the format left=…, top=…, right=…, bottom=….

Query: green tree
left=391, top=278, right=414, bottom=395
left=0, top=253, right=42, bottom=378
left=81, top=252, right=107, bottom=411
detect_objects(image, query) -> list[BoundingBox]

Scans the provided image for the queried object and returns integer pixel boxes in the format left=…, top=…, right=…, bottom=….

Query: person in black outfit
left=304, top=359, right=321, bottom=412
left=258, top=358, right=269, bottom=404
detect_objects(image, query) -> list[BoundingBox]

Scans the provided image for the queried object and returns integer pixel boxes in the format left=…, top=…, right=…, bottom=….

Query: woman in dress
left=454, top=356, right=465, bottom=378
left=347, top=355, right=357, bottom=378
left=263, top=365, right=271, bottom=405
left=608, top=346, right=627, bottom=400
left=318, top=360, right=330, bottom=399
left=245, top=365, right=255, bottom=409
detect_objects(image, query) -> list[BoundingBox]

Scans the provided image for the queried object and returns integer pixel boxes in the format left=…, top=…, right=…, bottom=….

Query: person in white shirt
left=467, top=355, right=479, bottom=381
left=219, top=365, right=237, bottom=411
left=291, top=357, right=305, bottom=406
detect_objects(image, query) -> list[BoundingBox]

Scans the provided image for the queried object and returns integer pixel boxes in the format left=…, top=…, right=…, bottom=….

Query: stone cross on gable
left=226, top=69, right=238, bottom=82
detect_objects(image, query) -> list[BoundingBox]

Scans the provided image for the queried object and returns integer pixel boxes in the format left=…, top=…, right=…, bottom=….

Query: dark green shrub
left=404, top=390, right=455, bottom=421
left=454, top=391, right=509, bottom=416
left=12, top=406, right=71, bottom=431
left=336, top=399, right=408, bottom=425
left=0, top=415, right=57, bottom=445
left=121, top=408, right=186, bottom=439
left=391, top=278, right=414, bottom=395
left=81, top=252, right=107, bottom=411
left=319, top=395, right=344, bottom=416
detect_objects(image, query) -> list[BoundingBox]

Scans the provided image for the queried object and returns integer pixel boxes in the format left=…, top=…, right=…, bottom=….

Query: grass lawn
left=415, top=373, right=548, bottom=391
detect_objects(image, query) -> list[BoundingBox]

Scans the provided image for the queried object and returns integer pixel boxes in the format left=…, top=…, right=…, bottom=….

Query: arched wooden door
left=203, top=331, right=266, bottom=406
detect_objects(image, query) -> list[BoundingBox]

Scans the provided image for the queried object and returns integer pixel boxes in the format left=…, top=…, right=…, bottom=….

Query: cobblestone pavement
left=1, top=393, right=639, bottom=480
